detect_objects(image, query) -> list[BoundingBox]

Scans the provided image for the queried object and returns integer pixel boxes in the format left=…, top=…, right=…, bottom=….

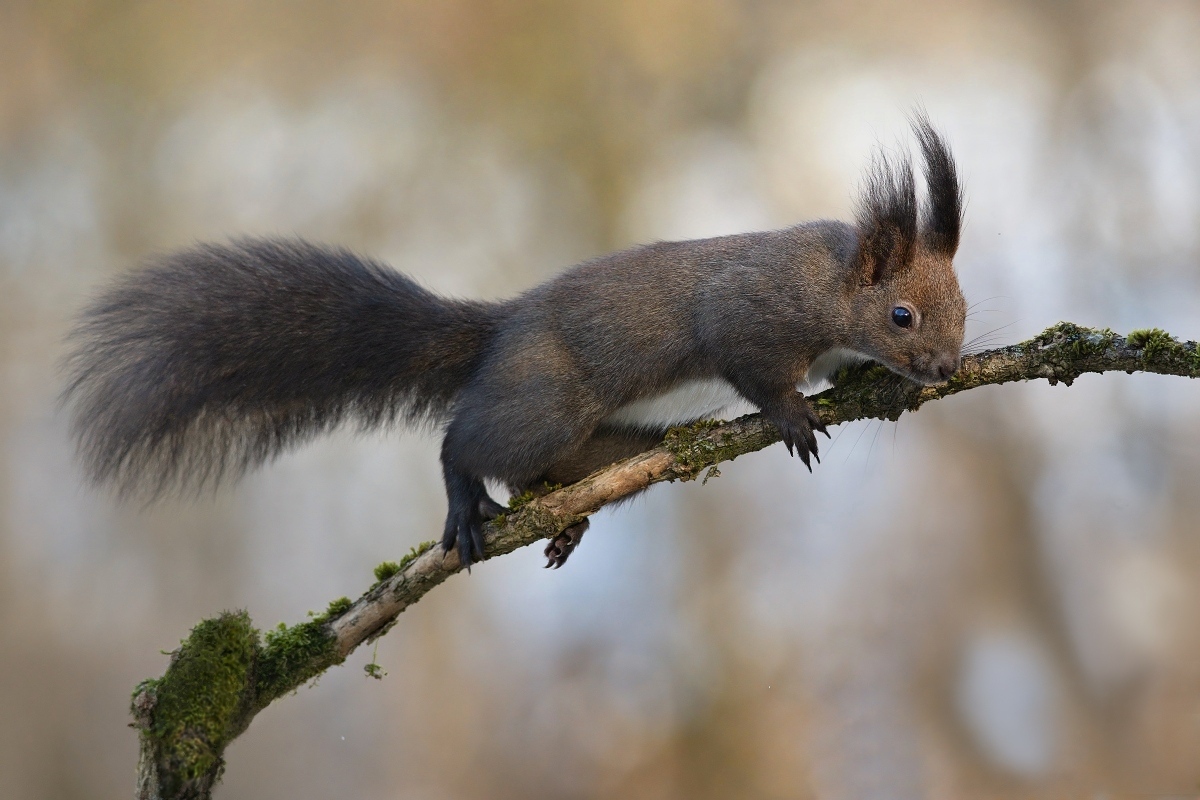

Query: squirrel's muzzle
left=933, top=354, right=960, bottom=382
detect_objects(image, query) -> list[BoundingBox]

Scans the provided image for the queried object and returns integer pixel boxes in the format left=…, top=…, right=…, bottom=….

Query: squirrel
left=63, top=115, right=965, bottom=571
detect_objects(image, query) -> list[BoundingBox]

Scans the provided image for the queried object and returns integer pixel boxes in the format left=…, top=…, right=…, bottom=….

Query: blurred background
left=2, top=1, right=1200, bottom=798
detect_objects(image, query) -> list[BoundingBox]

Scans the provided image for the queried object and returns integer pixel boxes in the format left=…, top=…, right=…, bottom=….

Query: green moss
left=1068, top=327, right=1115, bottom=358
left=828, top=361, right=896, bottom=396
left=136, top=601, right=360, bottom=793
left=373, top=561, right=401, bottom=582
left=142, top=611, right=259, bottom=798
left=818, top=359, right=915, bottom=420
left=324, top=597, right=353, bottom=617
left=373, top=541, right=437, bottom=586
left=1016, top=323, right=1111, bottom=386
left=399, top=540, right=436, bottom=570
left=1027, top=322, right=1105, bottom=352
left=1127, top=327, right=1175, bottom=359
left=255, top=618, right=341, bottom=705
left=1125, top=327, right=1200, bottom=373
left=831, top=361, right=890, bottom=386
left=133, top=677, right=159, bottom=701
left=254, top=596, right=355, bottom=704
left=663, top=419, right=742, bottom=479
left=507, top=488, right=538, bottom=510
left=1126, top=328, right=1156, bottom=348
left=1035, top=321, right=1086, bottom=344
left=506, top=483, right=562, bottom=512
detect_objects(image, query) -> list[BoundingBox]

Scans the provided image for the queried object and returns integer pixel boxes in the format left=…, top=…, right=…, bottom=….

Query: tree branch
left=131, top=323, right=1199, bottom=799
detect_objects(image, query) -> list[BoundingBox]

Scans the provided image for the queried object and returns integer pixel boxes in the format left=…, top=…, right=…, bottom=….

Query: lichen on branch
left=133, top=323, right=1199, bottom=799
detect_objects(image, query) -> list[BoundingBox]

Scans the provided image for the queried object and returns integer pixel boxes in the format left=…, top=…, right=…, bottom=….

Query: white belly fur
left=602, top=347, right=872, bottom=431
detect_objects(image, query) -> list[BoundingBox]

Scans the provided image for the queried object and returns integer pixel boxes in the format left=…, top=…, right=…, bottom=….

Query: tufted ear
left=912, top=113, right=963, bottom=257
left=853, top=148, right=917, bottom=286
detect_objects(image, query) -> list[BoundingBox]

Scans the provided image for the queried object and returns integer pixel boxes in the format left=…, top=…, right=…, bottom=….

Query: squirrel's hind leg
left=534, top=426, right=663, bottom=569
left=440, top=455, right=505, bottom=571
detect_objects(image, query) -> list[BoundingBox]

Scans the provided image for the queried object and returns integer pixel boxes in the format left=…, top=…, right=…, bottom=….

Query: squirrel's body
left=446, top=222, right=860, bottom=485
left=65, top=117, right=966, bottom=569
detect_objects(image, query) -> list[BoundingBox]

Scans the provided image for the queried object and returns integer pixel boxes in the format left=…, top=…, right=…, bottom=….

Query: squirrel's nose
left=934, top=355, right=960, bottom=381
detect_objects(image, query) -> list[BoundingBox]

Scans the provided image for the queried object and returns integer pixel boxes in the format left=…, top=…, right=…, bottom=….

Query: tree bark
left=131, top=323, right=1199, bottom=799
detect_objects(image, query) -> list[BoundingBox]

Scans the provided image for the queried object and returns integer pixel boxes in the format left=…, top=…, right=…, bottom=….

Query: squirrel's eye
left=891, top=306, right=914, bottom=328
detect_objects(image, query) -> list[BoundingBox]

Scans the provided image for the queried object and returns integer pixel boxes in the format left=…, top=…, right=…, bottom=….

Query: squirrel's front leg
left=727, top=372, right=829, bottom=470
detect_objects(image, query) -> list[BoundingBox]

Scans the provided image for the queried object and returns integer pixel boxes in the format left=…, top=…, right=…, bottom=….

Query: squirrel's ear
left=853, top=149, right=917, bottom=286
left=912, top=113, right=962, bottom=257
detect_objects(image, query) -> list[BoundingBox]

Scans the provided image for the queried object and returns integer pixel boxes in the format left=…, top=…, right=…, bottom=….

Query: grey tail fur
left=63, top=237, right=502, bottom=498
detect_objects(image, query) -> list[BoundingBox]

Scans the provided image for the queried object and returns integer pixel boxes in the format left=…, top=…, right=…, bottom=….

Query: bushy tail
left=63, top=237, right=502, bottom=497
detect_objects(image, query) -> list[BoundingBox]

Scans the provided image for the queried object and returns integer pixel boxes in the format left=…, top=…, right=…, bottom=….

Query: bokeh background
left=3, top=1, right=1200, bottom=798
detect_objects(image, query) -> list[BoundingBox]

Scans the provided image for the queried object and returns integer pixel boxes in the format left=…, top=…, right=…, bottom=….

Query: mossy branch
left=132, top=323, right=1199, bottom=799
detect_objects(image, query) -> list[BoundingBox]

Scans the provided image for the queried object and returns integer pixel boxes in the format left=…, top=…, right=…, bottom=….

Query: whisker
left=965, top=338, right=1020, bottom=356
left=967, top=295, right=1009, bottom=312
left=964, top=334, right=1008, bottom=348
left=963, top=336, right=1009, bottom=352
left=824, top=418, right=852, bottom=457
left=844, top=419, right=876, bottom=465
left=963, top=321, right=1018, bottom=351
left=866, top=418, right=887, bottom=465
left=964, top=323, right=1016, bottom=345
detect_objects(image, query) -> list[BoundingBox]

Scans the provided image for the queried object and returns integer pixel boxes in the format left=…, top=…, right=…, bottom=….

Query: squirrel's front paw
left=771, top=397, right=829, bottom=471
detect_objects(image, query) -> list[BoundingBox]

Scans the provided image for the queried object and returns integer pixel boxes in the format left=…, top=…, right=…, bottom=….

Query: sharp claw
left=544, top=538, right=564, bottom=569
left=471, top=526, right=486, bottom=564
left=457, top=523, right=476, bottom=572
left=542, top=522, right=588, bottom=569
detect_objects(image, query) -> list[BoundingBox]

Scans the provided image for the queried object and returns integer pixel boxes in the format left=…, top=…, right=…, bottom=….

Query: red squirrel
left=64, top=115, right=965, bottom=570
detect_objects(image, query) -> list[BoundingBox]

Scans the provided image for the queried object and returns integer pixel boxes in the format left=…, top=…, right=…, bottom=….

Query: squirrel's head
left=846, top=116, right=965, bottom=386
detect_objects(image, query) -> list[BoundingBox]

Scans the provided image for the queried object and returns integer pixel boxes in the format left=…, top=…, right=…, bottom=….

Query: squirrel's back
left=64, top=238, right=503, bottom=497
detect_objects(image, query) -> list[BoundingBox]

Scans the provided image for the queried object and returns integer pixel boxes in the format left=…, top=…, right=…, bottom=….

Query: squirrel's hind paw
left=443, top=490, right=503, bottom=572
left=544, top=520, right=589, bottom=569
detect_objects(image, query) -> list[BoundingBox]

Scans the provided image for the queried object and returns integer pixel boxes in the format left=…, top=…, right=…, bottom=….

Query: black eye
left=891, top=306, right=914, bottom=328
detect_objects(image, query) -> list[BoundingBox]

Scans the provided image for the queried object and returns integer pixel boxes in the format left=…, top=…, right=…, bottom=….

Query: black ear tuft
left=911, top=113, right=962, bottom=256
left=854, top=147, right=917, bottom=285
